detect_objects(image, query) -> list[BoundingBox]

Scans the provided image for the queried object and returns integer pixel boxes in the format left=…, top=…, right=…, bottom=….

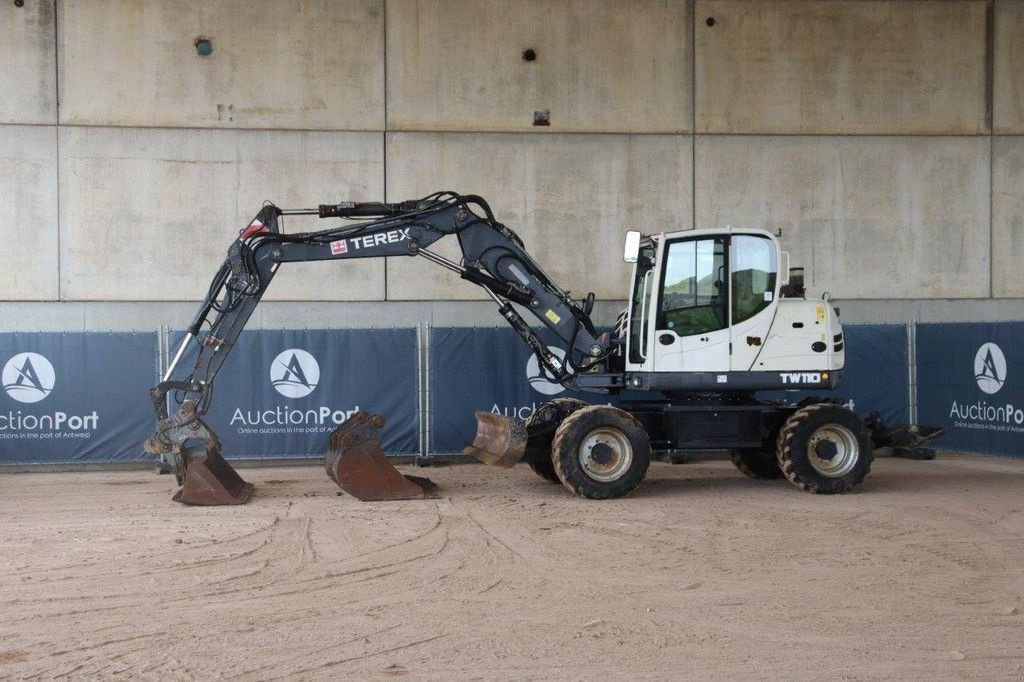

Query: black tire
left=776, top=403, right=873, bottom=494
left=729, top=448, right=784, bottom=479
left=551, top=405, right=651, bottom=499
left=526, top=398, right=589, bottom=483
left=527, top=458, right=561, bottom=483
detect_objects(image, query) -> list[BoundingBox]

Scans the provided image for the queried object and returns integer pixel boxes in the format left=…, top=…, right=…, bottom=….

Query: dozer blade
left=325, top=410, right=427, bottom=501
left=463, top=411, right=528, bottom=468
left=174, top=444, right=254, bottom=506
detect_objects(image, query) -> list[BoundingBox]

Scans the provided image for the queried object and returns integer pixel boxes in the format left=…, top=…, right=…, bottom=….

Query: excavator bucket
left=144, top=402, right=254, bottom=506
left=174, top=444, right=254, bottom=506
left=463, top=411, right=528, bottom=467
left=325, top=410, right=427, bottom=501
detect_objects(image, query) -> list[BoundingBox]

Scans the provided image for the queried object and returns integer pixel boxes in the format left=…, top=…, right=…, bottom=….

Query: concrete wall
left=58, top=127, right=384, bottom=301
left=0, top=126, right=58, bottom=300
left=385, top=132, right=692, bottom=300
left=58, top=0, right=384, bottom=130
left=995, top=0, right=1024, bottom=134
left=0, top=0, right=55, bottom=124
left=1, top=0, right=1022, bottom=331
left=695, top=0, right=988, bottom=135
left=386, top=0, right=692, bottom=133
left=696, top=136, right=991, bottom=299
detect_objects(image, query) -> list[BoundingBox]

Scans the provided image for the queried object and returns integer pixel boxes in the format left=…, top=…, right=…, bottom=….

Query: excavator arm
left=146, top=192, right=609, bottom=503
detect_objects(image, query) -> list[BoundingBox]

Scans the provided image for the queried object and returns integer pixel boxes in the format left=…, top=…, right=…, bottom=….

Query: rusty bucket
left=174, top=444, right=254, bottom=506
left=463, top=411, right=528, bottom=468
left=325, top=411, right=427, bottom=501
left=145, top=403, right=254, bottom=506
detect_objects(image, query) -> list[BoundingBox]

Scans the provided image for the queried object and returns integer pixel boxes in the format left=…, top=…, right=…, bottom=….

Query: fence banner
left=917, top=322, right=1024, bottom=457
left=429, top=327, right=594, bottom=453
left=762, top=324, right=910, bottom=425
left=168, top=328, right=418, bottom=457
left=0, top=332, right=157, bottom=463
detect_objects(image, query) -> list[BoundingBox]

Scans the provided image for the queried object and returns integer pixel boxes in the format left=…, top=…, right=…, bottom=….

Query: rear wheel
left=552, top=405, right=651, bottom=499
left=525, top=398, right=588, bottom=483
left=729, top=448, right=783, bottom=479
left=776, top=403, right=873, bottom=494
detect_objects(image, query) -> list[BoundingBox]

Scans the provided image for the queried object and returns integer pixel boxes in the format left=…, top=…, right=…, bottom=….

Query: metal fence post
left=907, top=320, right=918, bottom=425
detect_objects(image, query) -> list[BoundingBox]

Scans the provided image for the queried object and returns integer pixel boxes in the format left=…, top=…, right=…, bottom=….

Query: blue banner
left=763, top=324, right=910, bottom=425
left=0, top=333, right=157, bottom=463
left=429, top=327, right=594, bottom=453
left=917, top=322, right=1024, bottom=457
left=168, top=328, right=419, bottom=457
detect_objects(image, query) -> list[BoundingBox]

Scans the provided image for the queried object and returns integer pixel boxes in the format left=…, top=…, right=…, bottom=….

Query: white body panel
left=653, top=326, right=731, bottom=372
left=754, top=299, right=845, bottom=372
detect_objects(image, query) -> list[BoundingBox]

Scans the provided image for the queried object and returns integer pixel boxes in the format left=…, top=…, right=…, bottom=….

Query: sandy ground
left=1, top=455, right=1023, bottom=680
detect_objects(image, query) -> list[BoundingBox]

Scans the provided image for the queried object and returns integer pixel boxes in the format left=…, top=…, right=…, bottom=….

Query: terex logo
left=974, top=342, right=1006, bottom=395
left=526, top=346, right=566, bottom=396
left=2, top=352, right=55, bottom=404
left=780, top=372, right=822, bottom=385
left=330, top=228, right=411, bottom=256
left=270, top=349, right=320, bottom=399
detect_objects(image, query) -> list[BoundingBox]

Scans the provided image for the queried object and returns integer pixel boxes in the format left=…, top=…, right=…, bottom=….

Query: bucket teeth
left=325, top=410, right=427, bottom=501
left=464, top=411, right=528, bottom=467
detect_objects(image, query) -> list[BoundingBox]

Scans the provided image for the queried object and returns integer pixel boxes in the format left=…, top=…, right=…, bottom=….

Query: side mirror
left=623, top=230, right=641, bottom=263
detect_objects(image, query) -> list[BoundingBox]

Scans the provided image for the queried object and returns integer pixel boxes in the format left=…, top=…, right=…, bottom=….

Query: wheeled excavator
left=145, top=192, right=941, bottom=504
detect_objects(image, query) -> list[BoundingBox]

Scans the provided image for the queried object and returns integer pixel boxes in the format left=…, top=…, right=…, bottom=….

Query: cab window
left=659, top=237, right=727, bottom=337
left=731, top=235, right=777, bottom=324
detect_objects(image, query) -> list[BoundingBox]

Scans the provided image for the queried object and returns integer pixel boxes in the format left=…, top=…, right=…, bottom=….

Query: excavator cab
left=619, top=228, right=845, bottom=392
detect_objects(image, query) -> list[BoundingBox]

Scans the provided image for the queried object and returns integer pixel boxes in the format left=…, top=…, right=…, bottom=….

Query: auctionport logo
left=974, top=342, right=1006, bottom=395
left=270, top=349, right=319, bottom=399
left=1, top=351, right=98, bottom=437
left=949, top=341, right=1023, bottom=431
left=2, top=352, right=55, bottom=404
left=526, top=346, right=566, bottom=396
left=231, top=347, right=355, bottom=432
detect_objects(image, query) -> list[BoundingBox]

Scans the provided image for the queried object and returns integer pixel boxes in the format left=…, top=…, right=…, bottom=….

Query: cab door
left=652, top=236, right=731, bottom=373
left=730, top=234, right=780, bottom=371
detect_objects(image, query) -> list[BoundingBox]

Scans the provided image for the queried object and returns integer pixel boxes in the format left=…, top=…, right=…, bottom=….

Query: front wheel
left=552, top=405, right=651, bottom=499
left=776, top=403, right=873, bottom=494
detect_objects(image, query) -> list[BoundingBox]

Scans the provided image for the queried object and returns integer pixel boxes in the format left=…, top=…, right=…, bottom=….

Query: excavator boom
left=146, top=192, right=609, bottom=503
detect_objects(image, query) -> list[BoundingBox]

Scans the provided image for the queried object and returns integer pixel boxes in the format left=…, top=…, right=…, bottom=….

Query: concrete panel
left=993, top=137, right=1024, bottom=297
left=58, top=0, right=383, bottom=130
left=385, top=132, right=692, bottom=300
left=995, top=1, right=1024, bottom=133
left=695, top=0, right=988, bottom=134
left=386, top=0, right=691, bottom=133
left=0, top=126, right=58, bottom=300
left=59, top=127, right=384, bottom=301
left=695, top=136, right=990, bottom=299
left=0, top=1, right=56, bottom=124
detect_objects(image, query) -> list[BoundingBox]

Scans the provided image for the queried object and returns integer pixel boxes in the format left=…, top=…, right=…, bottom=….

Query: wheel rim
left=807, top=424, right=860, bottom=478
left=578, top=427, right=633, bottom=482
